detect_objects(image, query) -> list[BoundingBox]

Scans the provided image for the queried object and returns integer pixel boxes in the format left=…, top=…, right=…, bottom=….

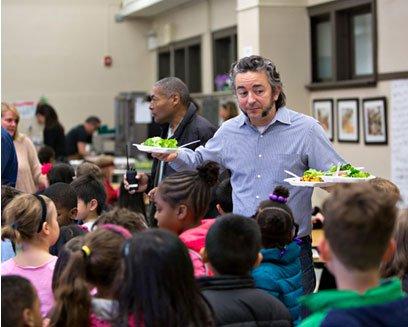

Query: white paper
left=134, top=97, right=151, bottom=123
left=391, top=79, right=408, bottom=208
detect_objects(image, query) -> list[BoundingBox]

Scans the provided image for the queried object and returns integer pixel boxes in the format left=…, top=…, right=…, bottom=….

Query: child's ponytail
left=1, top=224, right=21, bottom=244
left=255, top=186, right=296, bottom=249
left=50, top=250, right=90, bottom=327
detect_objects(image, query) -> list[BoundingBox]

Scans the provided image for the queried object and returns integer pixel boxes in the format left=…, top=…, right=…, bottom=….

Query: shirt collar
left=238, top=106, right=292, bottom=128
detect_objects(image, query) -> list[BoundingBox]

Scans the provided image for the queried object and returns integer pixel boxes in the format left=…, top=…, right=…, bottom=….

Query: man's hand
left=151, top=152, right=178, bottom=162
left=123, top=172, right=149, bottom=193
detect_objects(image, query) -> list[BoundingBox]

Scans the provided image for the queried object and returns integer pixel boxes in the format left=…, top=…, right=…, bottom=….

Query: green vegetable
left=143, top=137, right=178, bottom=148
left=325, top=163, right=370, bottom=178
left=303, top=169, right=324, bottom=177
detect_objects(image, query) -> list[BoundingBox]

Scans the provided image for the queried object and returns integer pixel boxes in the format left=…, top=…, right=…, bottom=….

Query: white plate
left=322, top=175, right=376, bottom=183
left=133, top=143, right=178, bottom=154
left=284, top=177, right=335, bottom=188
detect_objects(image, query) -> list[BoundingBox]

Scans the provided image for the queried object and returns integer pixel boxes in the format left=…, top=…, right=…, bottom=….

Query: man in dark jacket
left=198, top=214, right=292, bottom=327
left=132, top=77, right=216, bottom=224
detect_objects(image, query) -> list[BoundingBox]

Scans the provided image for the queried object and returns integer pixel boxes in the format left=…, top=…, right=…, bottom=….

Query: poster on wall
left=391, top=80, right=408, bottom=209
left=362, top=97, right=388, bottom=145
left=312, top=99, right=334, bottom=141
left=14, top=101, right=36, bottom=119
left=337, top=98, right=359, bottom=143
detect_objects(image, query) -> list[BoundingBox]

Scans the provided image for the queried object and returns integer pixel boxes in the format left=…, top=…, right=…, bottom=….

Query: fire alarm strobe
left=104, top=55, right=112, bottom=67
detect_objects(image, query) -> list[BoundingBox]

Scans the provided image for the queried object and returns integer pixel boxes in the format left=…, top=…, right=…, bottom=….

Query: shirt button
left=258, top=154, right=262, bottom=158
left=256, top=195, right=260, bottom=199
left=257, top=174, right=261, bottom=178
left=260, top=135, right=263, bottom=138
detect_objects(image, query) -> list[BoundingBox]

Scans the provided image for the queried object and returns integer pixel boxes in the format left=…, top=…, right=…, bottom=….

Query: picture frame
left=362, top=97, right=388, bottom=145
left=312, top=99, right=334, bottom=141
left=337, top=98, right=359, bottom=143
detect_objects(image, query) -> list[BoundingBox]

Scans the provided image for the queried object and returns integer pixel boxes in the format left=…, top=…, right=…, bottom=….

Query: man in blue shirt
left=149, top=56, right=345, bottom=294
left=1, top=127, right=18, bottom=187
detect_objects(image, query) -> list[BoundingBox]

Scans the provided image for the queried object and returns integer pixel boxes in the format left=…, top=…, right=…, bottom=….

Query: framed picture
left=337, top=98, right=359, bottom=143
left=362, top=97, right=388, bottom=145
left=312, top=99, right=334, bottom=141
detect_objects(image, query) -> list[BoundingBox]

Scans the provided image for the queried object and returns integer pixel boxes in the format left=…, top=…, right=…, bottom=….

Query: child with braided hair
left=153, top=161, right=220, bottom=277
left=251, top=185, right=303, bottom=322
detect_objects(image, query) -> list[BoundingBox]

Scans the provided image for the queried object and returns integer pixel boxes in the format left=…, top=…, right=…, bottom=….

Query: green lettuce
left=142, top=137, right=178, bottom=148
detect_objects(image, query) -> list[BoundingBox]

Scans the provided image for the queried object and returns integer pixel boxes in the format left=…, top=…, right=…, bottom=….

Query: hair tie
left=81, top=245, right=91, bottom=257
left=268, top=193, right=288, bottom=204
left=11, top=222, right=19, bottom=230
left=100, top=224, right=132, bottom=239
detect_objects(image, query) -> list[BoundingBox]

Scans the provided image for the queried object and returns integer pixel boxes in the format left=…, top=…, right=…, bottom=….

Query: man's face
left=84, top=122, right=100, bottom=134
left=148, top=86, right=175, bottom=124
left=234, top=71, right=280, bottom=122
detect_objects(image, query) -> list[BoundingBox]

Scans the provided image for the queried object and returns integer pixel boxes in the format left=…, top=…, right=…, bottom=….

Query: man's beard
left=240, top=99, right=275, bottom=119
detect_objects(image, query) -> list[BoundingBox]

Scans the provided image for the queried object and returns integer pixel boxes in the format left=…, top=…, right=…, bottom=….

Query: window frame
left=307, top=0, right=377, bottom=90
left=212, top=26, right=237, bottom=92
left=157, top=36, right=202, bottom=93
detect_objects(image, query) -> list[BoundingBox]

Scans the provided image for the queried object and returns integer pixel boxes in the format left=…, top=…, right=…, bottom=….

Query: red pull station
left=104, top=55, right=112, bottom=67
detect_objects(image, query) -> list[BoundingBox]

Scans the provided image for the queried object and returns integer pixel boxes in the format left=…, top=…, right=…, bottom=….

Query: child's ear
left=216, top=204, right=225, bottom=216
left=69, top=207, right=78, bottom=219
left=42, top=221, right=51, bottom=236
left=382, top=239, right=396, bottom=263
left=22, top=308, right=36, bottom=326
left=200, top=247, right=208, bottom=263
left=89, top=199, right=98, bottom=212
left=176, top=204, right=188, bottom=221
left=253, top=252, right=263, bottom=268
left=318, top=237, right=332, bottom=263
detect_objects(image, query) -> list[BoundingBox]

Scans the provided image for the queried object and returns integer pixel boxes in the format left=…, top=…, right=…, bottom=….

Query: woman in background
left=218, top=101, right=238, bottom=123
left=2, top=102, right=47, bottom=193
left=35, top=103, right=66, bottom=160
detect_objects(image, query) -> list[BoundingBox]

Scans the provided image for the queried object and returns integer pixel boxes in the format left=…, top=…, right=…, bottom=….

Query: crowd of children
left=1, top=157, right=408, bottom=326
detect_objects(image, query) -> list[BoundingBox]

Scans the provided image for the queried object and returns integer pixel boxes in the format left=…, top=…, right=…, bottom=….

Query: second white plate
left=284, top=177, right=335, bottom=188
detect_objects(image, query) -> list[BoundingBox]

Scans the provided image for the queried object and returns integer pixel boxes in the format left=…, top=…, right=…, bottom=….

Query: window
left=157, top=37, right=202, bottom=93
left=213, top=27, right=237, bottom=92
left=309, top=0, right=376, bottom=89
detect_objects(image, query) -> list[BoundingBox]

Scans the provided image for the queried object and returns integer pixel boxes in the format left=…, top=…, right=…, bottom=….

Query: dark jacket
left=198, top=275, right=292, bottom=327
left=149, top=102, right=217, bottom=190
left=1, top=127, right=18, bottom=187
left=43, top=124, right=65, bottom=159
left=321, top=296, right=408, bottom=327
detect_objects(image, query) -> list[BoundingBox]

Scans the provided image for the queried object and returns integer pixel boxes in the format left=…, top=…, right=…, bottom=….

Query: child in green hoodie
left=299, top=183, right=405, bottom=327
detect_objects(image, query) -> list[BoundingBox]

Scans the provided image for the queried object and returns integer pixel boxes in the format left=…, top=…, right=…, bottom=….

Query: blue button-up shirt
left=170, top=107, right=345, bottom=236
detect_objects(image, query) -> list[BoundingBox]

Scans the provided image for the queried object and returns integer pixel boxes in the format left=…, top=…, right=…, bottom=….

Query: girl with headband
left=251, top=186, right=303, bottom=323
left=1, top=194, right=60, bottom=317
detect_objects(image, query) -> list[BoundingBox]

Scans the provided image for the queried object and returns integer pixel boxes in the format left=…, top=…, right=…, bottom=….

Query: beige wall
left=377, top=0, right=408, bottom=73
left=259, top=5, right=310, bottom=114
left=2, top=0, right=154, bottom=131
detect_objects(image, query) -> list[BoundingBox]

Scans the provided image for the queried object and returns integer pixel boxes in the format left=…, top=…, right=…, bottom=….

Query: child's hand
left=148, top=187, right=157, bottom=203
